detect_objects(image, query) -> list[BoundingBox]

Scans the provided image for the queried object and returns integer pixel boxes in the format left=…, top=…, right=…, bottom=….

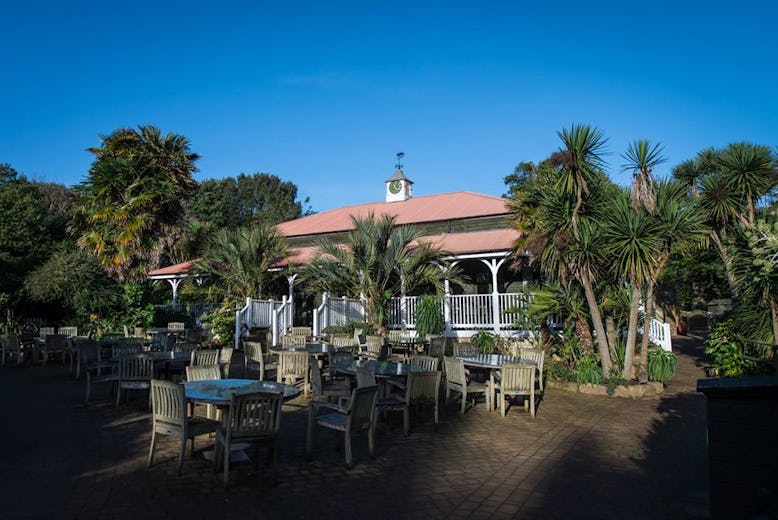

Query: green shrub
left=647, top=348, right=678, bottom=382
left=575, top=355, right=603, bottom=385
left=414, top=295, right=444, bottom=339
left=201, top=303, right=235, bottom=345
left=605, top=366, right=627, bottom=395
left=704, top=319, right=772, bottom=377
left=471, top=329, right=496, bottom=354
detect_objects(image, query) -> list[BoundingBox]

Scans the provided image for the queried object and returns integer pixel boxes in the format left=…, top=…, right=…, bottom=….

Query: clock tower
left=385, top=153, right=413, bottom=203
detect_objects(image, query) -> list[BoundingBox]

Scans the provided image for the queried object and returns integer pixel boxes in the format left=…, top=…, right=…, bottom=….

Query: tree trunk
left=576, top=316, right=595, bottom=356
left=622, top=285, right=642, bottom=380
left=606, top=316, right=618, bottom=362
left=770, top=299, right=778, bottom=353
left=710, top=231, right=738, bottom=298
left=638, top=282, right=656, bottom=383
left=579, top=273, right=611, bottom=374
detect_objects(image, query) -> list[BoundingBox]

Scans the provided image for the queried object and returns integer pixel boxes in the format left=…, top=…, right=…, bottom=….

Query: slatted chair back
left=191, top=349, right=219, bottom=366
left=134, top=327, right=146, bottom=339
left=44, top=334, right=68, bottom=364
left=353, top=328, right=364, bottom=346
left=329, top=351, right=353, bottom=367
left=406, top=370, right=442, bottom=406
left=356, top=364, right=377, bottom=387
left=186, top=364, right=221, bottom=381
left=289, top=326, right=312, bottom=338
left=185, top=329, right=203, bottom=345
left=348, top=385, right=379, bottom=432
left=39, top=327, right=55, bottom=339
left=331, top=334, right=355, bottom=347
left=428, top=336, right=446, bottom=358
left=118, top=337, right=146, bottom=347
left=74, top=339, right=99, bottom=378
left=501, top=364, right=535, bottom=393
left=453, top=343, right=479, bottom=357
left=242, top=340, right=265, bottom=379
left=410, top=355, right=439, bottom=371
left=59, top=326, right=78, bottom=338
left=167, top=322, right=185, bottom=331
left=1, top=334, right=22, bottom=365
left=443, top=356, right=466, bottom=389
left=308, top=356, right=326, bottom=397
left=277, top=351, right=309, bottom=394
left=364, top=335, right=385, bottom=359
left=173, top=344, right=199, bottom=356
left=151, top=378, right=186, bottom=430
left=281, top=334, right=306, bottom=347
left=113, top=343, right=144, bottom=359
left=519, top=347, right=545, bottom=391
left=226, top=391, right=283, bottom=440
left=219, top=347, right=234, bottom=378
left=119, top=354, right=154, bottom=382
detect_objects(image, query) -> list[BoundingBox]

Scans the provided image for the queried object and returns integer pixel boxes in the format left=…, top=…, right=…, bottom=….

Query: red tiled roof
left=147, top=259, right=199, bottom=277
left=277, top=191, right=510, bottom=238
left=274, top=228, right=518, bottom=267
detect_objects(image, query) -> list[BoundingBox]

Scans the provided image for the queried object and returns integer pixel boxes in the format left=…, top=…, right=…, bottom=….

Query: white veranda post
left=287, top=274, right=297, bottom=328
left=167, top=278, right=184, bottom=305
left=481, top=258, right=506, bottom=333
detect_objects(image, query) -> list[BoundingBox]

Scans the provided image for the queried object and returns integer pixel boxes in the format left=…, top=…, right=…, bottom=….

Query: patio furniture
left=289, top=326, right=312, bottom=338
left=410, top=355, right=439, bottom=371
left=363, top=335, right=387, bottom=360
left=39, top=327, right=55, bottom=339
left=186, top=365, right=221, bottom=382
left=84, top=345, right=120, bottom=403
left=243, top=340, right=268, bottom=380
left=1, top=334, right=24, bottom=365
left=116, top=355, right=154, bottom=408
left=191, top=348, right=219, bottom=367
left=453, top=343, right=479, bottom=357
left=214, top=391, right=284, bottom=485
left=281, top=335, right=306, bottom=347
left=379, top=370, right=442, bottom=434
left=277, top=351, right=309, bottom=396
left=330, top=334, right=355, bottom=348
left=42, top=334, right=68, bottom=365
left=167, top=322, right=185, bottom=331
left=72, top=338, right=100, bottom=379
left=148, top=379, right=220, bottom=476
left=520, top=347, right=546, bottom=392
left=492, top=364, right=538, bottom=417
left=184, top=329, right=203, bottom=345
left=59, top=326, right=78, bottom=337
left=218, top=347, right=234, bottom=379
left=443, top=356, right=489, bottom=414
left=309, top=356, right=351, bottom=403
left=307, top=384, right=379, bottom=469
left=428, top=336, right=446, bottom=359
left=328, top=351, right=354, bottom=383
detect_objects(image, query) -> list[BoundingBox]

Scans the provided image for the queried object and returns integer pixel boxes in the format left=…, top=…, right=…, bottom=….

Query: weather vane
left=395, top=152, right=405, bottom=170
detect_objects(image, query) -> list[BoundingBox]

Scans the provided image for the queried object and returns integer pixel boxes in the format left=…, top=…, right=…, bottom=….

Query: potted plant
left=414, top=295, right=445, bottom=339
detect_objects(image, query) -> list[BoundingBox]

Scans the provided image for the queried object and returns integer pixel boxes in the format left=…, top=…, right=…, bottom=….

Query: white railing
left=648, top=318, right=673, bottom=351
left=389, top=292, right=531, bottom=331
left=235, top=297, right=287, bottom=350
left=313, top=294, right=365, bottom=337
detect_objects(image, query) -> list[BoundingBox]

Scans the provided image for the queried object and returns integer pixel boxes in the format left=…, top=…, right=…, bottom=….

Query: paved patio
left=0, top=336, right=710, bottom=519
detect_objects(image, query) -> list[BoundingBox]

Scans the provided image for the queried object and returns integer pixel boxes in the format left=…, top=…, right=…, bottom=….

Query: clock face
left=389, top=180, right=402, bottom=194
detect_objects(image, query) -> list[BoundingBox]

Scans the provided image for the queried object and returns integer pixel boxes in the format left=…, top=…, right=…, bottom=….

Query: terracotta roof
left=147, top=259, right=199, bottom=277
left=274, top=228, right=519, bottom=267
left=277, top=191, right=510, bottom=238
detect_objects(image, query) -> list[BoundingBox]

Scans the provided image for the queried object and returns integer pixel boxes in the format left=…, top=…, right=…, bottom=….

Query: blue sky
left=1, top=1, right=776, bottom=212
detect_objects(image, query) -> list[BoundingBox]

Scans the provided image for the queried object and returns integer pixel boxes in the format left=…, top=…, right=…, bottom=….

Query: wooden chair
left=39, top=327, right=55, bottom=340
left=493, top=364, right=538, bottom=418
left=328, top=351, right=354, bottom=383
left=167, top=322, right=185, bottom=331
left=363, top=335, right=386, bottom=360
left=379, top=371, right=442, bottom=434
left=289, top=326, right=312, bottom=338
left=443, top=356, right=489, bottom=414
left=243, top=340, right=266, bottom=379
left=309, top=356, right=350, bottom=403
left=428, top=336, right=446, bottom=359
left=520, top=347, right=546, bottom=393
left=59, top=326, right=78, bottom=337
left=330, top=334, right=356, bottom=348
left=185, top=364, right=221, bottom=382
left=85, top=345, right=120, bottom=403
left=307, top=384, right=379, bottom=469
left=43, top=334, right=68, bottom=365
left=218, top=347, right=234, bottom=379
left=277, top=351, right=309, bottom=396
left=410, top=355, right=439, bottom=371
left=190, top=348, right=219, bottom=367
left=148, top=379, right=220, bottom=476
left=116, top=355, right=154, bottom=408
left=215, top=391, right=284, bottom=485
left=281, top=335, right=306, bottom=347
left=1, top=334, right=24, bottom=365
left=453, top=343, right=479, bottom=357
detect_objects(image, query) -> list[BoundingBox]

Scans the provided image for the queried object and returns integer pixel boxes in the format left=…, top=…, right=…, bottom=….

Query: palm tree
left=197, top=222, right=289, bottom=303
left=623, top=140, right=665, bottom=213
left=73, top=125, right=200, bottom=281
left=301, top=213, right=455, bottom=334
left=602, top=194, right=662, bottom=379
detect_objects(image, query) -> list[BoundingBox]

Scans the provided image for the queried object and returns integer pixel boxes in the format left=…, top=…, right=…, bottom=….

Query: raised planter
left=548, top=380, right=664, bottom=398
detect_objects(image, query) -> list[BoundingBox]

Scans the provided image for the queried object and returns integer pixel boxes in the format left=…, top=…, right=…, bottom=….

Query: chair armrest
left=309, top=400, right=350, bottom=415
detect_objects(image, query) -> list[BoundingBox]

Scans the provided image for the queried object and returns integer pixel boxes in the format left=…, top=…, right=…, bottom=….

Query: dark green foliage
left=414, top=295, right=445, bottom=338
left=575, top=355, right=603, bottom=385
left=200, top=303, right=236, bottom=345
left=189, top=173, right=309, bottom=229
left=647, top=348, right=678, bottom=382
left=705, top=319, right=773, bottom=377
left=471, top=329, right=496, bottom=354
